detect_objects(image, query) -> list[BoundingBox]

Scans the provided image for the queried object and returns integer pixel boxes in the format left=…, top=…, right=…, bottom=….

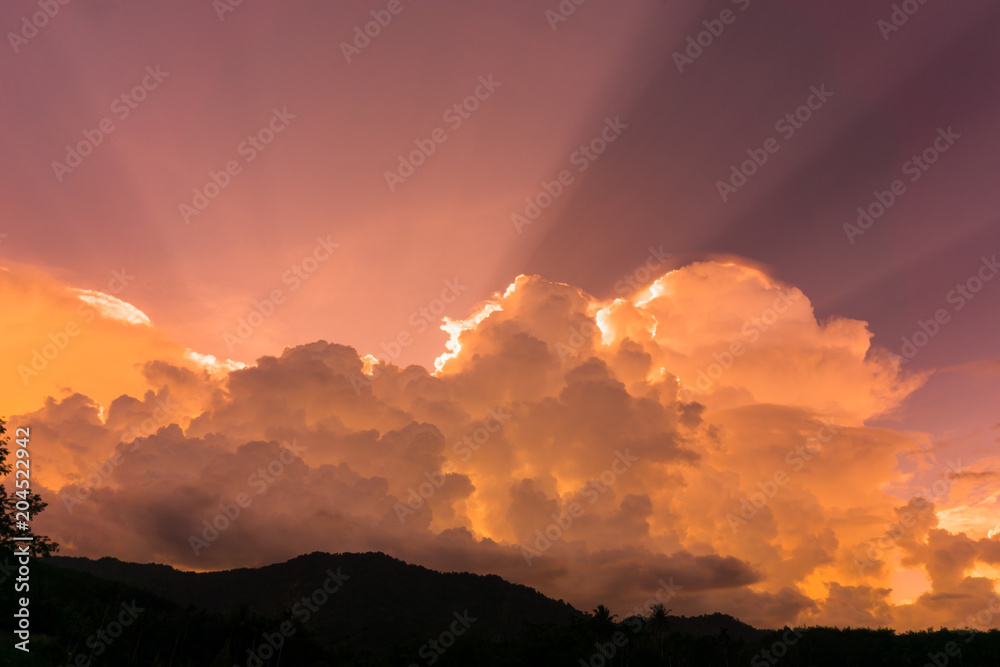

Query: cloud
left=72, top=289, right=152, bottom=326
left=0, top=263, right=233, bottom=418
left=10, top=260, right=999, bottom=629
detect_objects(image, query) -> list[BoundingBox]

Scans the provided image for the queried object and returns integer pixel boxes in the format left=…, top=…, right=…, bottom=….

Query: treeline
left=0, top=550, right=333, bottom=666
left=2, top=550, right=999, bottom=666
left=422, top=617, right=1000, bottom=667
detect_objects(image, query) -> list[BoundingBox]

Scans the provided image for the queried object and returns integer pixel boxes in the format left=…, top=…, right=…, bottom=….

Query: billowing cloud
left=10, top=261, right=1000, bottom=630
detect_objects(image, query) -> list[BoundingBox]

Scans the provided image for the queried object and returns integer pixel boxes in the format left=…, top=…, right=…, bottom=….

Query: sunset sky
left=2, top=0, right=999, bottom=630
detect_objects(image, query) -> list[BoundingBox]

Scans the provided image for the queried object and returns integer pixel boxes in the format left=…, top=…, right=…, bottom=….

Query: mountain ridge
left=48, top=550, right=768, bottom=642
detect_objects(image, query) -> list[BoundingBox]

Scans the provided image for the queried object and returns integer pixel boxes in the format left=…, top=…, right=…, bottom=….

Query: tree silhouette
left=648, top=603, right=672, bottom=665
left=718, top=626, right=731, bottom=667
left=0, top=417, right=59, bottom=556
left=592, top=604, right=617, bottom=641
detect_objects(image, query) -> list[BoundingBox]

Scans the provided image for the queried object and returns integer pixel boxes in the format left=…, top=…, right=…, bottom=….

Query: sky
left=1, top=0, right=999, bottom=630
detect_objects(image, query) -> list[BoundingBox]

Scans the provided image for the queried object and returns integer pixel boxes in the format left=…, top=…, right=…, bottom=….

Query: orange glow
left=5, top=260, right=998, bottom=631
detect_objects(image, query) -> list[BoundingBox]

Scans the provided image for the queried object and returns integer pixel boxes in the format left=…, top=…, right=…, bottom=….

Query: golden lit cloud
left=72, top=289, right=152, bottom=327
left=8, top=260, right=998, bottom=630
left=1, top=263, right=236, bottom=425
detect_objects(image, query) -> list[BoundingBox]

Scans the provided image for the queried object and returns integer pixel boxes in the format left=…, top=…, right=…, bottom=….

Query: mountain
left=44, top=550, right=773, bottom=662
left=11, top=550, right=995, bottom=666
left=49, top=551, right=582, bottom=635
left=47, top=550, right=583, bottom=660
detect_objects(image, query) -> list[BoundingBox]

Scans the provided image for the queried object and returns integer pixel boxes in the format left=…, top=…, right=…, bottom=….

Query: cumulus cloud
left=9, top=261, right=999, bottom=630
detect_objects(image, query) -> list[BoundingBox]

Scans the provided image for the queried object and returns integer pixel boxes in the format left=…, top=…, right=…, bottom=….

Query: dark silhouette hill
left=48, top=552, right=765, bottom=639
left=0, top=550, right=334, bottom=666
left=5, top=550, right=999, bottom=665
left=49, top=551, right=583, bottom=653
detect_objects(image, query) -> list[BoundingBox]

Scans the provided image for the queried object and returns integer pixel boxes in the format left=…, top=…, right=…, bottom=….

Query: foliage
left=0, top=418, right=58, bottom=556
left=3, top=550, right=998, bottom=666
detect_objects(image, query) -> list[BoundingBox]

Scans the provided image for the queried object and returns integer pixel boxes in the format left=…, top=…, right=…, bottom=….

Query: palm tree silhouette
left=592, top=604, right=617, bottom=647
left=648, top=603, right=672, bottom=665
